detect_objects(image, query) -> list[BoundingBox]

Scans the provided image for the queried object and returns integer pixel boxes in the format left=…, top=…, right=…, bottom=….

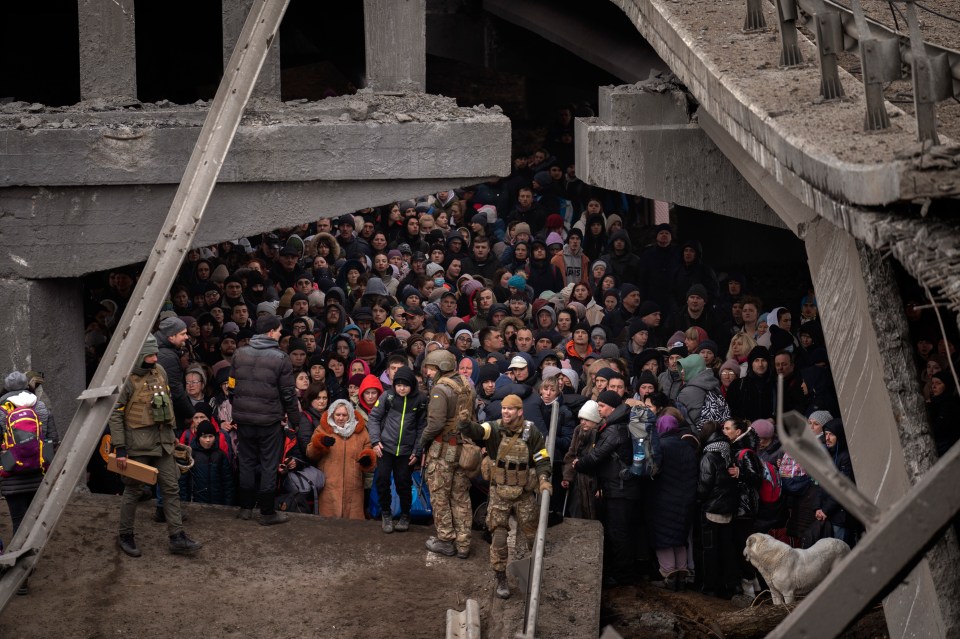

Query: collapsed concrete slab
left=576, top=80, right=785, bottom=229
left=0, top=94, right=510, bottom=187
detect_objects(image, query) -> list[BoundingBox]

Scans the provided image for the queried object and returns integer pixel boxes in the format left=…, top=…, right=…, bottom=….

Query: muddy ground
left=0, top=492, right=601, bottom=639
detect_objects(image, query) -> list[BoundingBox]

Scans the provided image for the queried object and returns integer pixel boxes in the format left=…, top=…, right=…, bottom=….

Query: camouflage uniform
left=420, top=372, right=475, bottom=554
left=460, top=416, right=551, bottom=572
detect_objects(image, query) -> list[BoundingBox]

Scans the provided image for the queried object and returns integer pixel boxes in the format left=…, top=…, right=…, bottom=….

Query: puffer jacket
left=729, top=427, right=762, bottom=518
left=231, top=335, right=302, bottom=430
left=181, top=442, right=235, bottom=506
left=366, top=387, right=427, bottom=457
left=575, top=404, right=642, bottom=500
left=646, top=430, right=699, bottom=548
left=697, top=431, right=738, bottom=515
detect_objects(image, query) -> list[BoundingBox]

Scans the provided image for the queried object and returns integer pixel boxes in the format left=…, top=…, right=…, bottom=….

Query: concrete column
left=363, top=0, right=426, bottom=92
left=77, top=0, right=137, bottom=100
left=0, top=278, right=85, bottom=438
left=222, top=0, right=281, bottom=99
left=805, top=216, right=960, bottom=637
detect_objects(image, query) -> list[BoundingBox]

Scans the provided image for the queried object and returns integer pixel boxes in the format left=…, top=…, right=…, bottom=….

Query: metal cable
left=914, top=0, right=960, bottom=24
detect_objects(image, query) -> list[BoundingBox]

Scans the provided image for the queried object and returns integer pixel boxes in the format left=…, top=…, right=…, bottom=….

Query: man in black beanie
left=230, top=314, right=308, bottom=524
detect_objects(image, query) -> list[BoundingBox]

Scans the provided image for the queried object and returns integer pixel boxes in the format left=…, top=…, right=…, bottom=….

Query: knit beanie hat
left=374, top=327, right=395, bottom=346
left=751, top=419, right=775, bottom=439
left=507, top=274, right=527, bottom=290
left=287, top=338, right=307, bottom=354
left=3, top=371, right=28, bottom=392
left=158, top=316, right=187, bottom=339
left=597, top=390, right=622, bottom=409
left=808, top=410, right=833, bottom=427
left=637, top=370, right=659, bottom=389
left=355, top=340, right=377, bottom=358
left=578, top=400, right=601, bottom=423
left=478, top=364, right=500, bottom=384
left=196, top=421, right=217, bottom=438
left=720, top=359, right=741, bottom=376
left=687, top=284, right=708, bottom=300
left=501, top=394, right=523, bottom=409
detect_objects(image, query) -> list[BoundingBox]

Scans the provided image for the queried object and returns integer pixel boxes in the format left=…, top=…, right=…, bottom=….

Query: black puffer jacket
left=646, top=430, right=699, bottom=548
left=729, top=427, right=762, bottom=518
left=726, top=347, right=775, bottom=420
left=575, top=404, right=642, bottom=500
left=154, top=331, right=194, bottom=423
left=231, top=335, right=302, bottom=430
left=697, top=431, right=738, bottom=515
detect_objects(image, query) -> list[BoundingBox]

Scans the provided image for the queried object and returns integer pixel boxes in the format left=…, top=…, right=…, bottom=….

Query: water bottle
left=632, top=437, right=645, bottom=474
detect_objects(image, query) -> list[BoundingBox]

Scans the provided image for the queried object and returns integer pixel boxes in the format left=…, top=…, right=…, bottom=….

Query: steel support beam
left=0, top=0, right=291, bottom=610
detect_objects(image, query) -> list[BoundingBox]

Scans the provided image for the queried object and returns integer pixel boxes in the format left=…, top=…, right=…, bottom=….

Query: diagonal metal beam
left=0, top=0, right=290, bottom=610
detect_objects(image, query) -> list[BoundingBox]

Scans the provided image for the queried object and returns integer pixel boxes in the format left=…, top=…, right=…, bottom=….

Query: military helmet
left=423, top=349, right=456, bottom=372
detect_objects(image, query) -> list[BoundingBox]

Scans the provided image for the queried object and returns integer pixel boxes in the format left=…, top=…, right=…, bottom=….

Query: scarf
left=704, top=439, right=733, bottom=467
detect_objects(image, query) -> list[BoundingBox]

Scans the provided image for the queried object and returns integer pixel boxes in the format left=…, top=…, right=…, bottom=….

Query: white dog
left=744, top=533, right=850, bottom=604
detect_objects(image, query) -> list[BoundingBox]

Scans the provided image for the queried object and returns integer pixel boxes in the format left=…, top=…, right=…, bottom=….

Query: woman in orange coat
left=306, top=398, right=377, bottom=519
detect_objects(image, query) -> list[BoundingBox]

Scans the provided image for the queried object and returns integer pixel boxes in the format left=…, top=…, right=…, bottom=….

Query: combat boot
left=153, top=506, right=166, bottom=523
left=495, top=571, right=510, bottom=599
left=381, top=513, right=394, bottom=534
left=425, top=536, right=456, bottom=556
left=394, top=513, right=410, bottom=532
left=117, top=534, right=141, bottom=558
left=456, top=546, right=470, bottom=559
left=169, top=531, right=202, bottom=554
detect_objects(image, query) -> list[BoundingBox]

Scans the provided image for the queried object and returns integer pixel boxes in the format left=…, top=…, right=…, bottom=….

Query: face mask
left=142, top=360, right=156, bottom=369
left=434, top=277, right=445, bottom=287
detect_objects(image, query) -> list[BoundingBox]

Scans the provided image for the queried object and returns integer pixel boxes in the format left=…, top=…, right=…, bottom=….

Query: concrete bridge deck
left=0, top=492, right=602, bottom=639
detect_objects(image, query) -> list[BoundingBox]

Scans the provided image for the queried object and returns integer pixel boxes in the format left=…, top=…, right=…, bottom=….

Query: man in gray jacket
left=231, top=314, right=305, bottom=525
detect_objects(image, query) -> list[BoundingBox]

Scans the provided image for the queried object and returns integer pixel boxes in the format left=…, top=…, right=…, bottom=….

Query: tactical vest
left=430, top=375, right=474, bottom=462
left=492, top=420, right=533, bottom=487
left=124, top=369, right=173, bottom=429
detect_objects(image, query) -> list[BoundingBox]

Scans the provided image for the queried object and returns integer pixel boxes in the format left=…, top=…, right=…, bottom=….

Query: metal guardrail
left=0, top=0, right=290, bottom=610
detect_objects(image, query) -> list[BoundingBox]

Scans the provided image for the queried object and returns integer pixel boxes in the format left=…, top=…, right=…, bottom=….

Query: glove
left=358, top=455, right=374, bottom=468
left=457, top=420, right=474, bottom=433
left=114, top=446, right=127, bottom=459
left=539, top=476, right=552, bottom=496
left=321, top=436, right=336, bottom=447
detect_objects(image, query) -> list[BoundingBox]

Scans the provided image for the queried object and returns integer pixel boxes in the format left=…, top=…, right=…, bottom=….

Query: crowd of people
left=73, top=142, right=960, bottom=598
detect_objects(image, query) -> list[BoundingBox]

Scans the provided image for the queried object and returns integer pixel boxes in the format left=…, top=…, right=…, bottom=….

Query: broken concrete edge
left=0, top=178, right=504, bottom=279
left=0, top=92, right=507, bottom=129
left=608, top=0, right=958, bottom=207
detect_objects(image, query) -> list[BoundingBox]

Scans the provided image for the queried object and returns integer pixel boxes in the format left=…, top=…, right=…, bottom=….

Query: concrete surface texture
left=77, top=0, right=136, bottom=101
left=576, top=79, right=784, bottom=228
left=608, top=0, right=959, bottom=208
left=0, top=492, right=603, bottom=639
left=0, top=94, right=511, bottom=186
left=364, top=0, right=427, bottom=92
left=804, top=217, right=960, bottom=637
left=222, top=0, right=282, bottom=98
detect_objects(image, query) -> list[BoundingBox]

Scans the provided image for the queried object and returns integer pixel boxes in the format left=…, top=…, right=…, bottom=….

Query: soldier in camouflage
left=420, top=349, right=476, bottom=559
left=459, top=394, right=552, bottom=599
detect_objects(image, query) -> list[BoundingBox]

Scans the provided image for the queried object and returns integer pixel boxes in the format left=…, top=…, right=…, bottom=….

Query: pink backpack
left=0, top=396, right=48, bottom=478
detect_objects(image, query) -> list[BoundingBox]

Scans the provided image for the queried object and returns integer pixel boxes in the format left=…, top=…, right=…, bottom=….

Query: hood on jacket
left=491, top=383, right=533, bottom=402
left=680, top=239, right=703, bottom=265
left=677, top=354, right=706, bottom=381
left=246, top=334, right=279, bottom=350
left=822, top=418, right=847, bottom=451
left=309, top=232, right=341, bottom=262
left=364, top=277, right=389, bottom=298
left=608, top=229, right=633, bottom=254
left=746, top=345, right=772, bottom=377
left=358, top=374, right=383, bottom=411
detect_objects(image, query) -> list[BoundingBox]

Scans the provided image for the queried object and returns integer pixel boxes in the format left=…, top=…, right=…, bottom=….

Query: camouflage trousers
left=487, top=483, right=538, bottom=572
left=425, top=456, right=473, bottom=552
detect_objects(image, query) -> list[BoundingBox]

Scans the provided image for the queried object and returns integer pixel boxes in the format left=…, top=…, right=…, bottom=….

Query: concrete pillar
left=0, top=278, right=85, bottom=438
left=222, top=0, right=281, bottom=99
left=363, top=0, right=426, bottom=92
left=805, top=216, right=960, bottom=637
left=77, top=0, right=137, bottom=100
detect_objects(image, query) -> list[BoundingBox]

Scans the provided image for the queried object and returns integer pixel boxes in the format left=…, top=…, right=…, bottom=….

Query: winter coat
left=676, top=367, right=722, bottom=427
left=306, top=403, right=376, bottom=520
left=599, top=230, right=642, bottom=290
left=658, top=370, right=683, bottom=402
left=639, top=243, right=681, bottom=309
left=729, top=428, right=762, bottom=519
left=483, top=383, right=542, bottom=427
left=154, top=330, right=195, bottom=424
left=525, top=257, right=565, bottom=297
left=816, top=419, right=861, bottom=530
left=0, top=393, right=59, bottom=497
left=670, top=239, right=719, bottom=314
left=528, top=397, right=576, bottom=459
left=231, top=335, right=303, bottom=431
left=726, top=368, right=775, bottom=421
left=108, top=364, right=177, bottom=458
left=575, top=404, right=642, bottom=500
left=562, top=424, right=600, bottom=519
left=181, top=441, right=235, bottom=505
left=550, top=246, right=590, bottom=286
left=646, top=430, right=699, bottom=548
left=366, top=388, right=427, bottom=457
left=928, top=390, right=960, bottom=456
left=697, top=432, right=738, bottom=515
